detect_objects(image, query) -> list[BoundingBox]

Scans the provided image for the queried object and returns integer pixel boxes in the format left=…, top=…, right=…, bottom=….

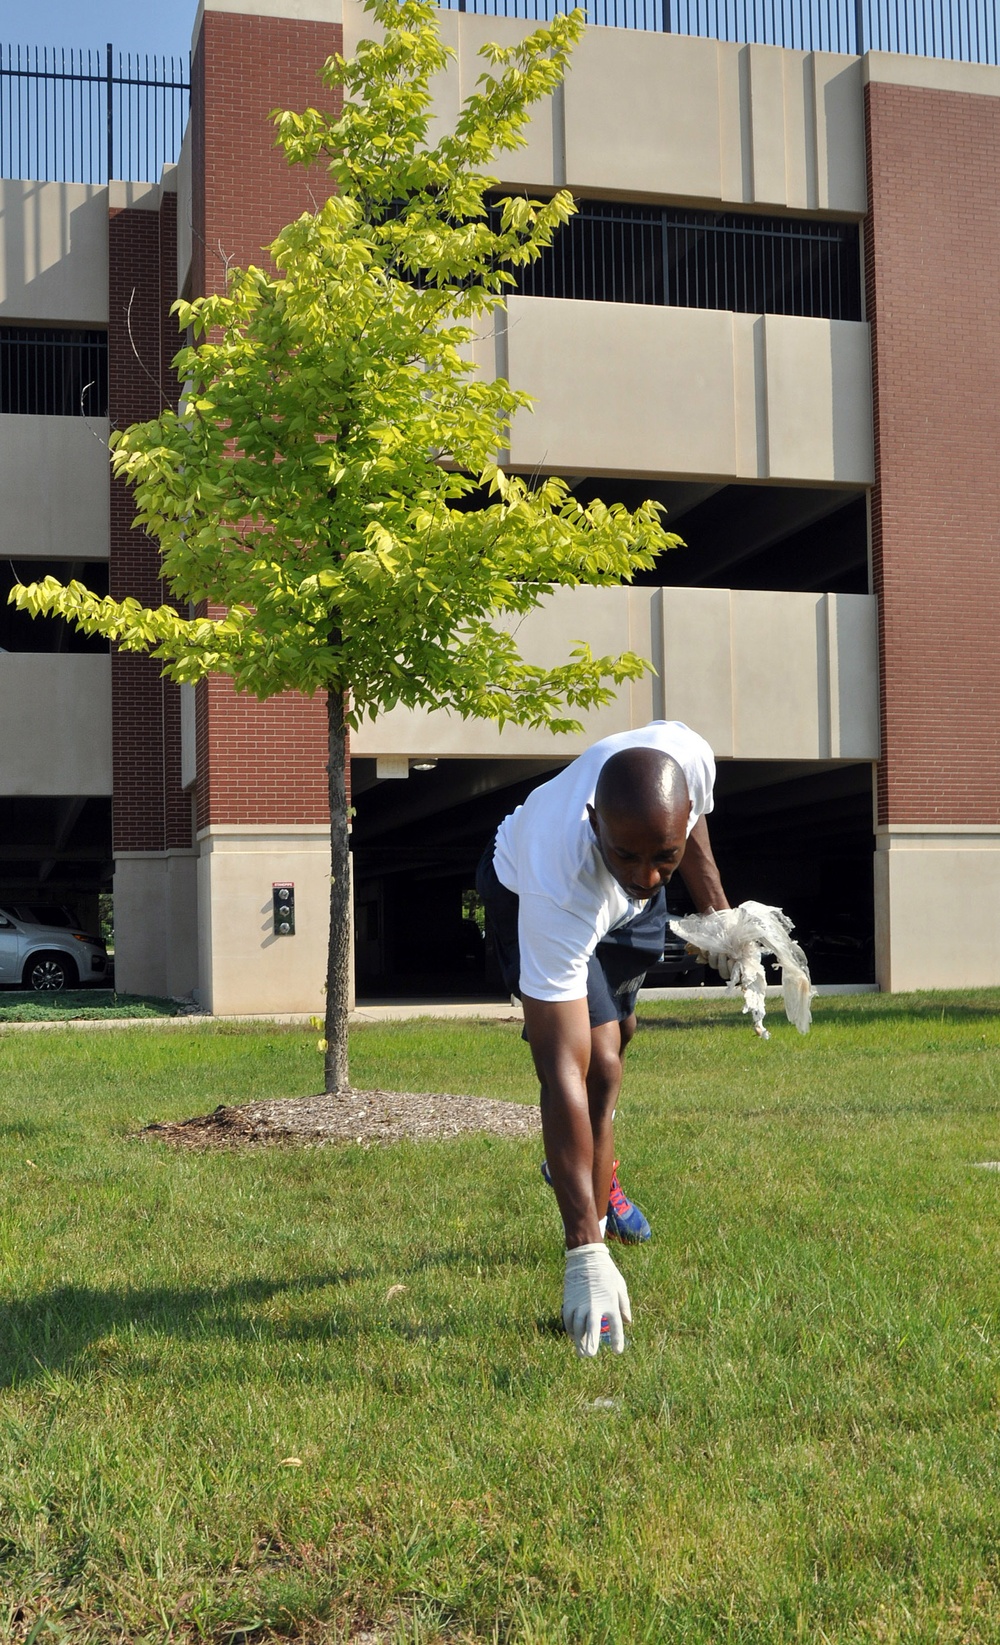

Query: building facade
left=1, top=0, right=998, bottom=1007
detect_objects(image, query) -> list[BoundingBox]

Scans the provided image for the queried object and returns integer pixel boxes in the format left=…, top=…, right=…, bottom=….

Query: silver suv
left=0, top=906, right=109, bottom=991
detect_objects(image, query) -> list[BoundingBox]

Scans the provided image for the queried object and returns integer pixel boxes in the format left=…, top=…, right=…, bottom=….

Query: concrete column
left=874, top=828, right=1000, bottom=991
left=196, top=825, right=346, bottom=1015
left=865, top=62, right=1000, bottom=991
left=113, top=851, right=198, bottom=998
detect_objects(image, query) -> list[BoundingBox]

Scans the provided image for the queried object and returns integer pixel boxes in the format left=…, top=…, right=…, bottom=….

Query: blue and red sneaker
left=541, top=1158, right=652, bottom=1243
left=605, top=1162, right=651, bottom=1243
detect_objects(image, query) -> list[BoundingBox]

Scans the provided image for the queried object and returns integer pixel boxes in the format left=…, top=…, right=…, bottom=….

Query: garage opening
left=350, top=757, right=875, bottom=1000
left=0, top=796, right=112, bottom=942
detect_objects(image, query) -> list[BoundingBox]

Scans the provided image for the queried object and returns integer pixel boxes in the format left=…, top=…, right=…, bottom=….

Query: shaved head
left=594, top=747, right=689, bottom=825
left=587, top=748, right=691, bottom=901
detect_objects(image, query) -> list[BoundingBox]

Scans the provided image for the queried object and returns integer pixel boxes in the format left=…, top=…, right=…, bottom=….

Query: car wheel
left=24, top=952, right=78, bottom=992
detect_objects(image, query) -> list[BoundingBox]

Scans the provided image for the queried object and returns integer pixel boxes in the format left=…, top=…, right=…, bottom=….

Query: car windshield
left=7, top=906, right=76, bottom=928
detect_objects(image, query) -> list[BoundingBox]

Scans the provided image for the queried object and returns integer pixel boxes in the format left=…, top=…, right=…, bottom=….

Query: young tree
left=11, top=0, right=679, bottom=1093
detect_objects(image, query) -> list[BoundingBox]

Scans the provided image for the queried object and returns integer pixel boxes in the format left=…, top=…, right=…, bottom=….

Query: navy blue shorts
left=476, top=842, right=668, bottom=1030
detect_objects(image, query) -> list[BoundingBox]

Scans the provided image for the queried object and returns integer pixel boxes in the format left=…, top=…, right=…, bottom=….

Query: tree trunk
left=324, top=688, right=352, bottom=1094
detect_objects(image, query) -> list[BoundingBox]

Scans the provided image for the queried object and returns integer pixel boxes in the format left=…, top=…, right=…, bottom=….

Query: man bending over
left=476, top=721, right=729, bottom=1356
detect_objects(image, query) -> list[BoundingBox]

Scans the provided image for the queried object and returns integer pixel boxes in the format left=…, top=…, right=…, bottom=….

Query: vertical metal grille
left=0, top=327, right=108, bottom=417
left=0, top=44, right=189, bottom=185
left=440, top=0, right=1000, bottom=65
left=495, top=200, right=862, bottom=322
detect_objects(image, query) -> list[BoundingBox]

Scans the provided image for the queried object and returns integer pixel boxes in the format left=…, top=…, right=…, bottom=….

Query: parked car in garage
left=0, top=906, right=109, bottom=991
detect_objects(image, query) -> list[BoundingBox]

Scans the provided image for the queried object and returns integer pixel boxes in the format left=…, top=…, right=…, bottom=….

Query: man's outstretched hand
left=562, top=1243, right=632, bottom=1356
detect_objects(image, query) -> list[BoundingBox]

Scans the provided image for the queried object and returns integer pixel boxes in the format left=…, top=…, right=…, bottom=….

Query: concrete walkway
left=0, top=983, right=877, bottom=1032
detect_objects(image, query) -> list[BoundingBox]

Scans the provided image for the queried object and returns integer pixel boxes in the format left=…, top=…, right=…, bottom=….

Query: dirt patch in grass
left=141, top=1088, right=540, bottom=1149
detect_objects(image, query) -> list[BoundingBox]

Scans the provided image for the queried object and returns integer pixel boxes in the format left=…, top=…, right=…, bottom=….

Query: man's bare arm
left=520, top=994, right=603, bottom=1249
left=677, top=814, right=729, bottom=913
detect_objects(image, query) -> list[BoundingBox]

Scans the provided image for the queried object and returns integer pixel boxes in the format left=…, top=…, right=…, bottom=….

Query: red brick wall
left=191, top=7, right=343, bottom=830
left=194, top=679, right=331, bottom=828
left=109, top=189, right=191, bottom=853
left=865, top=81, right=1000, bottom=826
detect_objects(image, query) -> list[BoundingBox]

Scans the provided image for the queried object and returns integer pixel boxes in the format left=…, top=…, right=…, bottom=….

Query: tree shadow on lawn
left=639, top=995, right=1000, bottom=1033
left=0, top=1248, right=523, bottom=1388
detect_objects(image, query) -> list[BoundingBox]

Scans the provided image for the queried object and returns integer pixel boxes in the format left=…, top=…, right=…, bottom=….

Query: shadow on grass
left=636, top=1013, right=749, bottom=1033
left=0, top=1249, right=522, bottom=1388
left=806, top=997, right=1000, bottom=1030
left=639, top=993, right=1000, bottom=1033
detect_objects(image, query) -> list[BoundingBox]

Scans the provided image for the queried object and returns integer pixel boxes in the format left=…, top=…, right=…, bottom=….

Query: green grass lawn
left=2, top=992, right=1000, bottom=1643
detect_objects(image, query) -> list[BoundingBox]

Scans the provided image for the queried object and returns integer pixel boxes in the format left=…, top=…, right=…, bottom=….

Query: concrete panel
left=828, top=592, right=879, bottom=758
left=196, top=825, right=335, bottom=1014
left=875, top=829, right=1000, bottom=990
left=781, top=51, right=814, bottom=211
left=656, top=586, right=734, bottom=756
left=747, top=47, right=863, bottom=212
left=626, top=586, right=657, bottom=727
left=828, top=319, right=874, bottom=483
left=343, top=0, right=380, bottom=60
left=0, top=415, right=111, bottom=559
left=732, top=312, right=767, bottom=478
left=424, top=8, right=464, bottom=161
left=107, top=180, right=165, bottom=213
left=341, top=3, right=553, bottom=180
left=353, top=585, right=640, bottom=761
left=113, top=851, right=198, bottom=998
left=501, top=300, right=871, bottom=486
left=352, top=583, right=879, bottom=764
left=505, top=297, right=738, bottom=479
left=654, top=587, right=879, bottom=762
left=197, top=0, right=343, bottom=49
left=0, top=655, right=111, bottom=795
left=814, top=57, right=866, bottom=213
left=180, top=683, right=197, bottom=790
left=864, top=49, right=1000, bottom=97
left=176, top=128, right=193, bottom=296
left=457, top=13, right=557, bottom=189
left=748, top=45, right=790, bottom=207
left=563, top=29, right=722, bottom=200
left=730, top=589, right=823, bottom=757
left=0, top=181, right=108, bottom=324
left=763, top=315, right=873, bottom=485
left=353, top=587, right=640, bottom=758
left=343, top=8, right=867, bottom=212
left=718, top=42, right=754, bottom=205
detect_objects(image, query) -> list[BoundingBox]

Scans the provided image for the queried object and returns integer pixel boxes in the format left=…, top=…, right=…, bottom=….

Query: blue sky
left=7, top=0, right=196, bottom=62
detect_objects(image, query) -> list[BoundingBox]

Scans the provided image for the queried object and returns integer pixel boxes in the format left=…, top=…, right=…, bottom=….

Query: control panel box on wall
left=272, top=883, right=295, bottom=936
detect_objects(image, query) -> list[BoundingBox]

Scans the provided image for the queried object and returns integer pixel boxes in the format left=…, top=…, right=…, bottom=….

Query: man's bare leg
left=586, top=1013, right=637, bottom=1218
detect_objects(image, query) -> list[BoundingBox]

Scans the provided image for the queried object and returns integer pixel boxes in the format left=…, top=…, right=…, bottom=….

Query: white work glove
left=562, top=1243, right=631, bottom=1357
left=690, top=907, right=743, bottom=981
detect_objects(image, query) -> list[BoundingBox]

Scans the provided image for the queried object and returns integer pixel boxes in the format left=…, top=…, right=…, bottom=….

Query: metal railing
left=0, top=326, right=108, bottom=417
left=441, top=0, right=1000, bottom=63
left=0, top=45, right=189, bottom=186
left=496, top=200, right=863, bottom=321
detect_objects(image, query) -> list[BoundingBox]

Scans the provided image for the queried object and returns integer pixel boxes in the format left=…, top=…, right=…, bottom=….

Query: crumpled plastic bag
left=668, top=901, right=814, bottom=1039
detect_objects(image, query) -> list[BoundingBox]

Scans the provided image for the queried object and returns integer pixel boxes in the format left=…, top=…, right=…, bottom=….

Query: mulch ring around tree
left=140, top=1090, right=541, bottom=1150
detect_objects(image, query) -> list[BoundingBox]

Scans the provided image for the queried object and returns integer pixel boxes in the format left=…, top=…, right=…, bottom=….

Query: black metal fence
left=0, top=45, right=189, bottom=186
left=442, top=0, right=1000, bottom=62
left=496, top=199, right=862, bottom=320
left=0, top=326, right=108, bottom=417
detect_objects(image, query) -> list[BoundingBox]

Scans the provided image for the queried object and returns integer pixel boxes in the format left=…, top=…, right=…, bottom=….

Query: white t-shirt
left=493, top=721, right=716, bottom=1003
